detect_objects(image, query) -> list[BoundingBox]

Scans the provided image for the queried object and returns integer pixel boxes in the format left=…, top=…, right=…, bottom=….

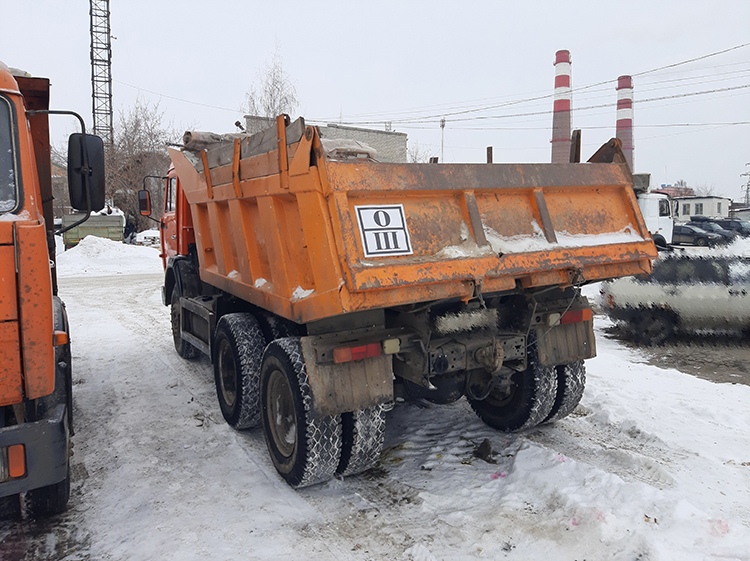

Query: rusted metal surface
left=169, top=119, right=656, bottom=324
left=16, top=222, right=54, bottom=400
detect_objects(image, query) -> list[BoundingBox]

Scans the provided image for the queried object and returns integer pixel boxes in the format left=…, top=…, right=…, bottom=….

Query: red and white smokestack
left=616, top=75, right=634, bottom=170
left=551, top=50, right=572, bottom=164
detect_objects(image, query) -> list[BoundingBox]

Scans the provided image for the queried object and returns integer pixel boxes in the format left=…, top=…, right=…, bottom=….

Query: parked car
left=686, top=221, right=737, bottom=243
left=671, top=224, right=724, bottom=247
left=690, top=216, right=750, bottom=237
left=713, top=218, right=750, bottom=237
left=600, top=255, right=750, bottom=344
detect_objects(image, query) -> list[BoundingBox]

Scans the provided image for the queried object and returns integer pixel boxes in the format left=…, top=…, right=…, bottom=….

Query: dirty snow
left=2, top=237, right=749, bottom=560
left=483, top=221, right=644, bottom=256
left=292, top=286, right=315, bottom=301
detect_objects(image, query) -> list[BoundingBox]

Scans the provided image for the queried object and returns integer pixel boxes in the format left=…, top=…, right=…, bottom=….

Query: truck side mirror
left=68, top=133, right=106, bottom=212
left=138, top=189, right=152, bottom=216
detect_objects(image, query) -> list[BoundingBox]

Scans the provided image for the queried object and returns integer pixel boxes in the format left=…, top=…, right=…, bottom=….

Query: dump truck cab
left=0, top=61, right=104, bottom=517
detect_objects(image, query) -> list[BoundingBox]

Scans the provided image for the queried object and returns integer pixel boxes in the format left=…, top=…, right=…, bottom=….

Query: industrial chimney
left=615, top=75, right=634, bottom=170
left=551, top=50, right=572, bottom=163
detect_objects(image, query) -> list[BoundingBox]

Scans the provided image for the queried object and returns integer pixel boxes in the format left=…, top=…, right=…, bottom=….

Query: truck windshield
left=0, top=95, right=19, bottom=213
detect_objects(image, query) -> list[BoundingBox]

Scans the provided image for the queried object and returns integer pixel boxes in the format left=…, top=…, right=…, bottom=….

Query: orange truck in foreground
left=0, top=62, right=104, bottom=517
left=141, top=115, right=656, bottom=488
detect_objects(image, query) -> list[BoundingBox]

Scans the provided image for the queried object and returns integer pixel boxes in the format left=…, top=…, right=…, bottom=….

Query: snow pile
left=57, top=235, right=162, bottom=277
left=713, top=235, right=750, bottom=257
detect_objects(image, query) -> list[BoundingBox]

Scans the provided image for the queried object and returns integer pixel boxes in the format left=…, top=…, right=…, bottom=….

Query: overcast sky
left=2, top=1, right=749, bottom=200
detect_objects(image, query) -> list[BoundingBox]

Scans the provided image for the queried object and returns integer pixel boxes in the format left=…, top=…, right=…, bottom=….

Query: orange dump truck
left=0, top=62, right=104, bottom=517
left=141, top=115, right=656, bottom=488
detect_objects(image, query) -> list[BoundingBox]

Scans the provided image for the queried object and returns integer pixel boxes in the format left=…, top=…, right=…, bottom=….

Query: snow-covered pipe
left=551, top=50, right=572, bottom=164
left=616, top=75, right=634, bottom=171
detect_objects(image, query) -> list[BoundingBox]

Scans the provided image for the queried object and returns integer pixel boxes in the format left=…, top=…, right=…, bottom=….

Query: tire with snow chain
left=543, top=360, right=586, bottom=423
left=213, top=313, right=266, bottom=429
left=337, top=405, right=386, bottom=477
left=260, top=338, right=342, bottom=488
left=468, top=332, right=557, bottom=432
left=171, top=290, right=199, bottom=359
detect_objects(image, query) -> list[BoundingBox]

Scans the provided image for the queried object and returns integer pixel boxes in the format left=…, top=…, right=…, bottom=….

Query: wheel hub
left=266, top=368, right=297, bottom=458
left=217, top=339, right=237, bottom=407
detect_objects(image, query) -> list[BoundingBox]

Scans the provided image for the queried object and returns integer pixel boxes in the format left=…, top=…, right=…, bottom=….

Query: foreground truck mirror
left=138, top=189, right=152, bottom=216
left=68, top=133, right=105, bottom=212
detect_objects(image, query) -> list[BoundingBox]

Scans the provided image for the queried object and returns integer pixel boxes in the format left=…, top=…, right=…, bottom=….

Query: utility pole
left=440, top=117, right=445, bottom=163
left=742, top=163, right=750, bottom=206
left=90, top=0, right=114, bottom=146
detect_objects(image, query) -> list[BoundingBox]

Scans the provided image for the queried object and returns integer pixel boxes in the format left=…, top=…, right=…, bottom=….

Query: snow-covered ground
left=2, top=237, right=750, bottom=560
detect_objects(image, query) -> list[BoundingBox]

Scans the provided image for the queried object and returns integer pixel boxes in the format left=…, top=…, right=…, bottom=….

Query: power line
left=339, top=83, right=750, bottom=126
left=321, top=43, right=750, bottom=126
left=115, top=79, right=242, bottom=114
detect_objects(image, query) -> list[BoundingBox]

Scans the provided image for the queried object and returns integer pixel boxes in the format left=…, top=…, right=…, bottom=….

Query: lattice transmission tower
left=90, top=0, right=113, bottom=145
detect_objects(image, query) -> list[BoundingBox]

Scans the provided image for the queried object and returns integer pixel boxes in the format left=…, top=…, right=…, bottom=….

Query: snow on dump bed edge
left=56, top=235, right=162, bottom=277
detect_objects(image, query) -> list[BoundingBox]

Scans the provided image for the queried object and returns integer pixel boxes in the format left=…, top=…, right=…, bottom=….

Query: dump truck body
left=153, top=115, right=656, bottom=489
left=0, top=61, right=104, bottom=517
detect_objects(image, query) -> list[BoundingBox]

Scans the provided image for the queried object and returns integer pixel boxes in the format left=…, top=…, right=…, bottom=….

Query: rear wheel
left=468, top=334, right=557, bottom=432
left=638, top=310, right=674, bottom=346
left=213, top=314, right=266, bottom=429
left=171, top=290, right=199, bottom=359
left=543, top=360, right=586, bottom=423
left=337, top=405, right=386, bottom=477
left=0, top=494, right=21, bottom=520
left=261, top=338, right=342, bottom=488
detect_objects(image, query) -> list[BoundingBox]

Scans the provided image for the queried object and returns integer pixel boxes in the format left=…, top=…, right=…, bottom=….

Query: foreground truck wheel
left=171, top=290, right=199, bottom=359
left=25, top=298, right=74, bottom=517
left=260, top=338, right=342, bottom=488
left=337, top=406, right=387, bottom=477
left=213, top=314, right=265, bottom=429
left=544, top=360, right=586, bottom=423
left=468, top=337, right=558, bottom=432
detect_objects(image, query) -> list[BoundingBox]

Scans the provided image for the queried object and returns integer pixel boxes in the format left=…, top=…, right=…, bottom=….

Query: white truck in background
left=633, top=173, right=673, bottom=249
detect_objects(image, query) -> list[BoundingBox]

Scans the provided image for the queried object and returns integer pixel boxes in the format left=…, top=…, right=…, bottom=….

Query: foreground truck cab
left=143, top=115, right=656, bottom=489
left=0, top=62, right=104, bottom=517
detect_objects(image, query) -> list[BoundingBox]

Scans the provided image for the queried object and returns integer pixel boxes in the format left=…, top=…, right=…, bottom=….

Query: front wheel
left=696, top=237, right=707, bottom=247
left=637, top=310, right=675, bottom=346
left=260, top=338, right=342, bottom=488
left=468, top=334, right=557, bottom=432
left=171, top=290, right=199, bottom=359
left=26, top=468, right=71, bottom=518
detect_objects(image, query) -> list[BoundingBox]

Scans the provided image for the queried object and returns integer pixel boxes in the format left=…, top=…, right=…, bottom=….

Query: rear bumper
left=0, top=404, right=68, bottom=497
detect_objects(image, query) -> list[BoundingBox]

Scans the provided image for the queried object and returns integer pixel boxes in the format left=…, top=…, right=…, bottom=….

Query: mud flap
left=534, top=321, right=596, bottom=367
left=300, top=337, right=393, bottom=418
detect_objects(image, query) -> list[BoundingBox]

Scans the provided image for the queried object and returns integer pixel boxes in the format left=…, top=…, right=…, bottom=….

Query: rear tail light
left=560, top=308, right=593, bottom=325
left=333, top=342, right=381, bottom=364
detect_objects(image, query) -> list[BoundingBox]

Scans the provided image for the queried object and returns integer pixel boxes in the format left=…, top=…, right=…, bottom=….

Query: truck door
left=160, top=175, right=178, bottom=267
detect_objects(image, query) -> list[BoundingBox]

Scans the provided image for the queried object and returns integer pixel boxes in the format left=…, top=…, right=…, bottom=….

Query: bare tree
left=407, top=141, right=435, bottom=163
left=692, top=183, right=719, bottom=197
left=105, top=98, right=178, bottom=231
left=244, top=47, right=299, bottom=132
